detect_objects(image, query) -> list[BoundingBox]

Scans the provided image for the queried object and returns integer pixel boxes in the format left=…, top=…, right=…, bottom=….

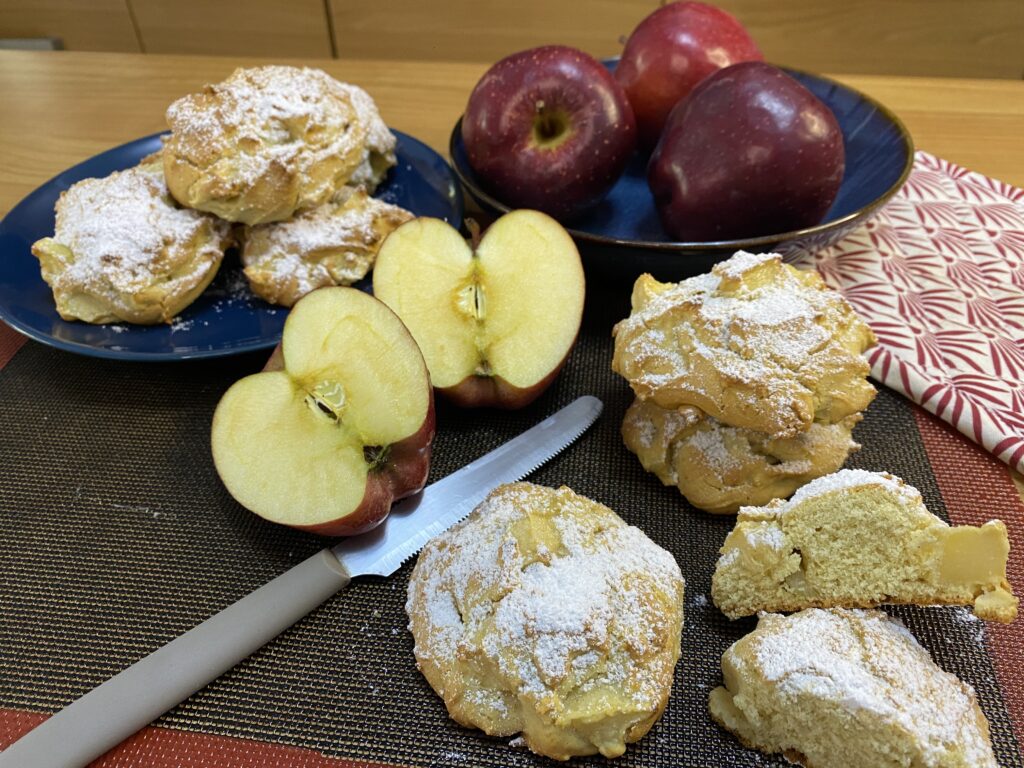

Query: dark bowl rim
left=448, top=65, right=915, bottom=253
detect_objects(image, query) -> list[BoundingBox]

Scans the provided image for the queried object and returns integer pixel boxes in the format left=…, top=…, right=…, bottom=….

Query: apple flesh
left=461, top=45, right=636, bottom=220
left=372, top=210, right=585, bottom=409
left=616, top=1, right=763, bottom=149
left=648, top=61, right=845, bottom=241
left=211, top=287, right=434, bottom=536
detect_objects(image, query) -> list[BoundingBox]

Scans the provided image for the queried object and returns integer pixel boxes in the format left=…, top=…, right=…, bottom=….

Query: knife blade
left=333, top=393, right=603, bottom=578
left=0, top=395, right=602, bottom=768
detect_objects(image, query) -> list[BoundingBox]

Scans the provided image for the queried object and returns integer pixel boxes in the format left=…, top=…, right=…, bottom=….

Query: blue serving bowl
left=450, top=66, right=913, bottom=281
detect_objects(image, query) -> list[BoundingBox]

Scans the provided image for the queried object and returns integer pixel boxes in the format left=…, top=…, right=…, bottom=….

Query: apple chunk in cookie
left=373, top=210, right=585, bottom=409
left=211, top=287, right=434, bottom=536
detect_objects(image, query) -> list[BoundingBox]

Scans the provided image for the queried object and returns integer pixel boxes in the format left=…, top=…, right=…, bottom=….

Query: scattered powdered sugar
left=714, top=250, right=777, bottom=280
left=718, top=548, right=740, bottom=567
left=744, top=609, right=994, bottom=765
left=949, top=606, right=986, bottom=645
left=688, top=426, right=742, bottom=473
left=742, top=523, right=787, bottom=551
left=408, top=484, right=684, bottom=711
left=633, top=417, right=657, bottom=450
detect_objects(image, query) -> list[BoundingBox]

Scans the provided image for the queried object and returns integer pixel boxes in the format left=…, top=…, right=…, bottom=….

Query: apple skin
left=616, top=1, right=763, bottom=149
left=648, top=61, right=845, bottom=241
left=439, top=348, right=575, bottom=410
left=461, top=45, right=636, bottom=220
left=258, top=340, right=436, bottom=537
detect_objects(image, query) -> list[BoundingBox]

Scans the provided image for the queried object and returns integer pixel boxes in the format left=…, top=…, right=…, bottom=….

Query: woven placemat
left=1, top=284, right=1021, bottom=767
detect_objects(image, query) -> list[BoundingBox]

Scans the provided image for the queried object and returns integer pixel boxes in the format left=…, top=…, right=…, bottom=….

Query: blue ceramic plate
left=0, top=131, right=463, bottom=361
left=450, top=66, right=913, bottom=280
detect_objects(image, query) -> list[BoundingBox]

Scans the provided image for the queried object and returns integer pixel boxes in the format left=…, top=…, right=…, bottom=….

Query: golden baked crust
left=163, top=66, right=369, bottom=225
left=31, top=161, right=232, bottom=324
left=612, top=251, right=877, bottom=438
left=241, top=188, right=412, bottom=307
left=711, top=469, right=1018, bottom=621
left=622, top=398, right=860, bottom=514
left=334, top=82, right=398, bottom=192
left=406, top=483, right=685, bottom=761
left=709, top=608, right=997, bottom=767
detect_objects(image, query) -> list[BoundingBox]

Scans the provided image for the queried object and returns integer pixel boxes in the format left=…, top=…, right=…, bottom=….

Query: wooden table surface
left=1, top=50, right=1023, bottom=216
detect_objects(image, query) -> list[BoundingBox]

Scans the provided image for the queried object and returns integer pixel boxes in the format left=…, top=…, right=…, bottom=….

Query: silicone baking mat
left=1, top=280, right=1021, bottom=767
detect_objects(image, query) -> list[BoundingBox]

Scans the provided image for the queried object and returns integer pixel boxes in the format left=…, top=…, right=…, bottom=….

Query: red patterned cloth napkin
left=795, top=151, right=1024, bottom=473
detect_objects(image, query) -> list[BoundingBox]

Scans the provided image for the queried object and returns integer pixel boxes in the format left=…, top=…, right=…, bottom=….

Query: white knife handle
left=0, top=549, right=350, bottom=768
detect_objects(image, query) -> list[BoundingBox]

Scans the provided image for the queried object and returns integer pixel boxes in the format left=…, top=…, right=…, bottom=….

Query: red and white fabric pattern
left=795, top=151, right=1024, bottom=473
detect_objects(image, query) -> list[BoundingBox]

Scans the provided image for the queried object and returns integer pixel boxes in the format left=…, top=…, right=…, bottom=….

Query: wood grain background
left=1, top=0, right=1022, bottom=78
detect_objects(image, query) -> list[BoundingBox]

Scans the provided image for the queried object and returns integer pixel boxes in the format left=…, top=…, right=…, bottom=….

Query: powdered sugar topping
left=745, top=609, right=995, bottom=765
left=242, top=191, right=411, bottom=302
left=612, top=251, right=873, bottom=436
left=788, top=469, right=921, bottom=507
left=408, top=484, right=684, bottom=707
left=39, top=163, right=228, bottom=302
left=165, top=66, right=368, bottom=200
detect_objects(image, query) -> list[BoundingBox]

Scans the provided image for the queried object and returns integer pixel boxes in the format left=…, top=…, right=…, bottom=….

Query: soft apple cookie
left=612, top=251, right=877, bottom=438
left=622, top=398, right=861, bottom=514
left=163, top=66, right=392, bottom=225
left=241, top=188, right=412, bottom=307
left=406, top=482, right=685, bottom=761
left=31, top=160, right=232, bottom=324
left=711, top=469, right=1018, bottom=622
left=373, top=211, right=585, bottom=409
left=709, top=608, right=997, bottom=767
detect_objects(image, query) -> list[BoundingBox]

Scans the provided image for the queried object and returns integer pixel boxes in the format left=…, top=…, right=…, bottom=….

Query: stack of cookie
left=612, top=250, right=877, bottom=513
left=32, top=65, right=412, bottom=325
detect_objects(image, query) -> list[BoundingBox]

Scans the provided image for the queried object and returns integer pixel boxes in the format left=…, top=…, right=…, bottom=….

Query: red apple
left=211, top=287, right=435, bottom=536
left=373, top=211, right=585, bottom=409
left=461, top=45, right=636, bottom=220
left=616, top=1, right=763, bottom=149
left=648, top=62, right=845, bottom=241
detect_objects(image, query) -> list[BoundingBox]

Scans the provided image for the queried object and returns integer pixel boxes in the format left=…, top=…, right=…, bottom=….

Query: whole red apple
left=616, top=1, right=763, bottom=149
left=462, top=45, right=636, bottom=220
left=648, top=62, right=845, bottom=241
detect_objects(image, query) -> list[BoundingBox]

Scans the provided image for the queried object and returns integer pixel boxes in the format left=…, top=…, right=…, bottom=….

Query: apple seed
left=304, top=380, right=347, bottom=422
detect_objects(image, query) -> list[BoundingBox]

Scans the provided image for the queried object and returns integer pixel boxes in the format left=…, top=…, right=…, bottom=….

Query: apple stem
left=466, top=218, right=482, bottom=250
left=363, top=444, right=391, bottom=470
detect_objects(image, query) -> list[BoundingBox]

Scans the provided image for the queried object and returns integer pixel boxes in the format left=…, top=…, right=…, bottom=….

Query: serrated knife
left=0, top=395, right=603, bottom=768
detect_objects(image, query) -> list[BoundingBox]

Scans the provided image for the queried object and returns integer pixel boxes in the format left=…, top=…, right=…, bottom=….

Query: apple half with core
left=616, top=1, right=763, bottom=149
left=211, top=287, right=435, bottom=536
left=373, top=210, right=585, bottom=409
left=648, top=61, right=845, bottom=241
left=461, top=45, right=636, bottom=220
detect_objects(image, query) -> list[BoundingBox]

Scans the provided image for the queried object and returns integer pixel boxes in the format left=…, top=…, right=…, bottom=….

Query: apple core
left=374, top=211, right=585, bottom=408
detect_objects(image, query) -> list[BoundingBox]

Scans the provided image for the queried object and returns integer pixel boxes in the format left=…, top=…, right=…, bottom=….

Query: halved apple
left=372, top=210, right=585, bottom=408
left=211, top=287, right=434, bottom=536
